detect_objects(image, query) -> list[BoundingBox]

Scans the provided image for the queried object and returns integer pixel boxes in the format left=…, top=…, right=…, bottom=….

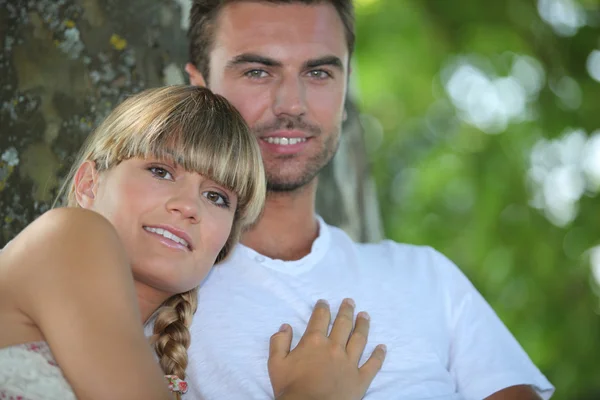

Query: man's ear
left=74, top=161, right=99, bottom=209
left=185, top=62, right=207, bottom=87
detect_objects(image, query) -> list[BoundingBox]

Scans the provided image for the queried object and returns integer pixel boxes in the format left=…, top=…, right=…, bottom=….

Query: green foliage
left=355, top=0, right=600, bottom=398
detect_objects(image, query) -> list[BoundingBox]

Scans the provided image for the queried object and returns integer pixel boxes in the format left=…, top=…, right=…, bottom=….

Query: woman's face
left=77, top=157, right=237, bottom=296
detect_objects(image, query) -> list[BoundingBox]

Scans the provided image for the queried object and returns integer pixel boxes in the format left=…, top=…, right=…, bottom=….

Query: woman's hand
left=268, top=298, right=386, bottom=400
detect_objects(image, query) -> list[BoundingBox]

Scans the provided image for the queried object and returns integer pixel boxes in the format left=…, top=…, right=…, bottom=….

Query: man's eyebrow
left=226, top=53, right=283, bottom=68
left=226, top=54, right=345, bottom=72
left=303, top=56, right=344, bottom=71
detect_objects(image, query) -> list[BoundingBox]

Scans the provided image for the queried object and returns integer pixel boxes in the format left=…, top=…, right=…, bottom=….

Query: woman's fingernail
left=378, top=344, right=387, bottom=353
left=317, top=299, right=329, bottom=306
left=343, top=298, right=356, bottom=308
left=358, top=311, right=370, bottom=320
left=279, top=324, right=288, bottom=332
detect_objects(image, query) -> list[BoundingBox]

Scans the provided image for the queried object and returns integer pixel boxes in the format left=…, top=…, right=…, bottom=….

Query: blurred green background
left=353, top=0, right=600, bottom=398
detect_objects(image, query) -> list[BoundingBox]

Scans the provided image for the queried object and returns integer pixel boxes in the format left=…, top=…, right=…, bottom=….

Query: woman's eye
left=203, top=191, right=229, bottom=208
left=149, top=167, right=173, bottom=180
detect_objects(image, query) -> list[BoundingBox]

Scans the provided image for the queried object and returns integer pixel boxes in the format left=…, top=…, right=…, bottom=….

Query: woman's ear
left=74, top=161, right=99, bottom=209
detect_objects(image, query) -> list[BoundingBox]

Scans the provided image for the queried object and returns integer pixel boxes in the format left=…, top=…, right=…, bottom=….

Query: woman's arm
left=4, top=208, right=172, bottom=400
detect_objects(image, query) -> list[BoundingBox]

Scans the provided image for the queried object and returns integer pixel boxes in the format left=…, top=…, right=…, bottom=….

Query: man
left=182, top=1, right=554, bottom=398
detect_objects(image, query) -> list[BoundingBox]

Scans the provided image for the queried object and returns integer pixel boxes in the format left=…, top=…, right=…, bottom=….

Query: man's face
left=198, top=2, right=349, bottom=191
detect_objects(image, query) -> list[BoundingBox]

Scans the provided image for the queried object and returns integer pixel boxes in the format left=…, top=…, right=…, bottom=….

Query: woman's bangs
left=139, top=119, right=257, bottom=204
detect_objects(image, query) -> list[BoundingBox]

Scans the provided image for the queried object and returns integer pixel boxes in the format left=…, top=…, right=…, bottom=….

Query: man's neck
left=241, top=181, right=319, bottom=261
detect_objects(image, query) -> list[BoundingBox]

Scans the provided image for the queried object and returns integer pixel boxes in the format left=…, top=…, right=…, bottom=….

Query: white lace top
left=0, top=341, right=76, bottom=400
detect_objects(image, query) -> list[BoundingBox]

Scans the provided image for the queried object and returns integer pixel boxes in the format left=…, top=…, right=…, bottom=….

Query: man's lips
left=258, top=130, right=312, bottom=153
left=259, top=130, right=310, bottom=139
left=262, top=137, right=307, bottom=145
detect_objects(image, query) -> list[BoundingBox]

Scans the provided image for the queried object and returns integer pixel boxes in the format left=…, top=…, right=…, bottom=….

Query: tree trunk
left=0, top=0, right=382, bottom=246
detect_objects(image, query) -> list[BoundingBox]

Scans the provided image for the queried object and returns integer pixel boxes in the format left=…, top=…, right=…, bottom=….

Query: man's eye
left=149, top=167, right=173, bottom=180
left=203, top=191, right=229, bottom=208
left=307, top=70, right=331, bottom=79
left=245, top=69, right=268, bottom=79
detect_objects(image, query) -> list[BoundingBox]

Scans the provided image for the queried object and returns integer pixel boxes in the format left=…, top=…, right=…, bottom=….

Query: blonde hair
left=54, top=85, right=266, bottom=396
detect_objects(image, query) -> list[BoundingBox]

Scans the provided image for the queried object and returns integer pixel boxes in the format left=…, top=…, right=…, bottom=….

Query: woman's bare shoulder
left=0, top=208, right=126, bottom=346
left=8, top=207, right=113, bottom=244
left=1, top=208, right=128, bottom=310
left=3, top=208, right=118, bottom=264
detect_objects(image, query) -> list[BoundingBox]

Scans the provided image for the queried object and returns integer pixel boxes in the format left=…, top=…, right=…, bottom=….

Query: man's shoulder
left=325, top=222, right=454, bottom=271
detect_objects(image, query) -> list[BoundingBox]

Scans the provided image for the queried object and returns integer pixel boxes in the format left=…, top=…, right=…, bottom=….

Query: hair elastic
left=165, top=375, right=188, bottom=394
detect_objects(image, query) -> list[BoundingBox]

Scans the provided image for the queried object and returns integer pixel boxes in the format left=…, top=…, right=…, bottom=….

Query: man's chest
left=186, top=275, right=462, bottom=399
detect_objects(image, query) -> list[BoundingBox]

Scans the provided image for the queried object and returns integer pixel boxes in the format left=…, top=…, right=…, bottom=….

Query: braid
left=152, top=287, right=199, bottom=399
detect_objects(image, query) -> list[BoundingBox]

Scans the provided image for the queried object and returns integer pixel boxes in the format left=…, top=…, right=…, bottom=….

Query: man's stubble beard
left=251, top=115, right=341, bottom=193
left=264, top=130, right=341, bottom=193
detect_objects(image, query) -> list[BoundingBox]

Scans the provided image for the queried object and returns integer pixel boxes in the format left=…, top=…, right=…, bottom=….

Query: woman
left=0, top=85, right=385, bottom=399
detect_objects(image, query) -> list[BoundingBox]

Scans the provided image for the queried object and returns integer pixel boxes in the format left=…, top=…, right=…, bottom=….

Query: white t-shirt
left=179, top=217, right=554, bottom=399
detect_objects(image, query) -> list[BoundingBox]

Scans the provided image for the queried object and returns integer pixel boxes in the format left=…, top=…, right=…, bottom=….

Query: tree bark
left=0, top=0, right=382, bottom=246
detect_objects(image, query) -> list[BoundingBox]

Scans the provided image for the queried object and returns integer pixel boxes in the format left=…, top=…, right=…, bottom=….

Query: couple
left=0, top=0, right=554, bottom=399
left=0, top=85, right=383, bottom=400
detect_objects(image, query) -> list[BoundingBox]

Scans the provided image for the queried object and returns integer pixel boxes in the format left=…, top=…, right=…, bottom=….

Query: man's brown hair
left=188, top=0, right=355, bottom=84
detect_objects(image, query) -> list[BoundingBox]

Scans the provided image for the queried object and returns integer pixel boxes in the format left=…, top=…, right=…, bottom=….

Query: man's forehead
left=212, top=2, right=348, bottom=63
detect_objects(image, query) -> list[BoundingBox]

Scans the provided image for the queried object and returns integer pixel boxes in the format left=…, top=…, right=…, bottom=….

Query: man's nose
left=272, top=75, right=308, bottom=118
